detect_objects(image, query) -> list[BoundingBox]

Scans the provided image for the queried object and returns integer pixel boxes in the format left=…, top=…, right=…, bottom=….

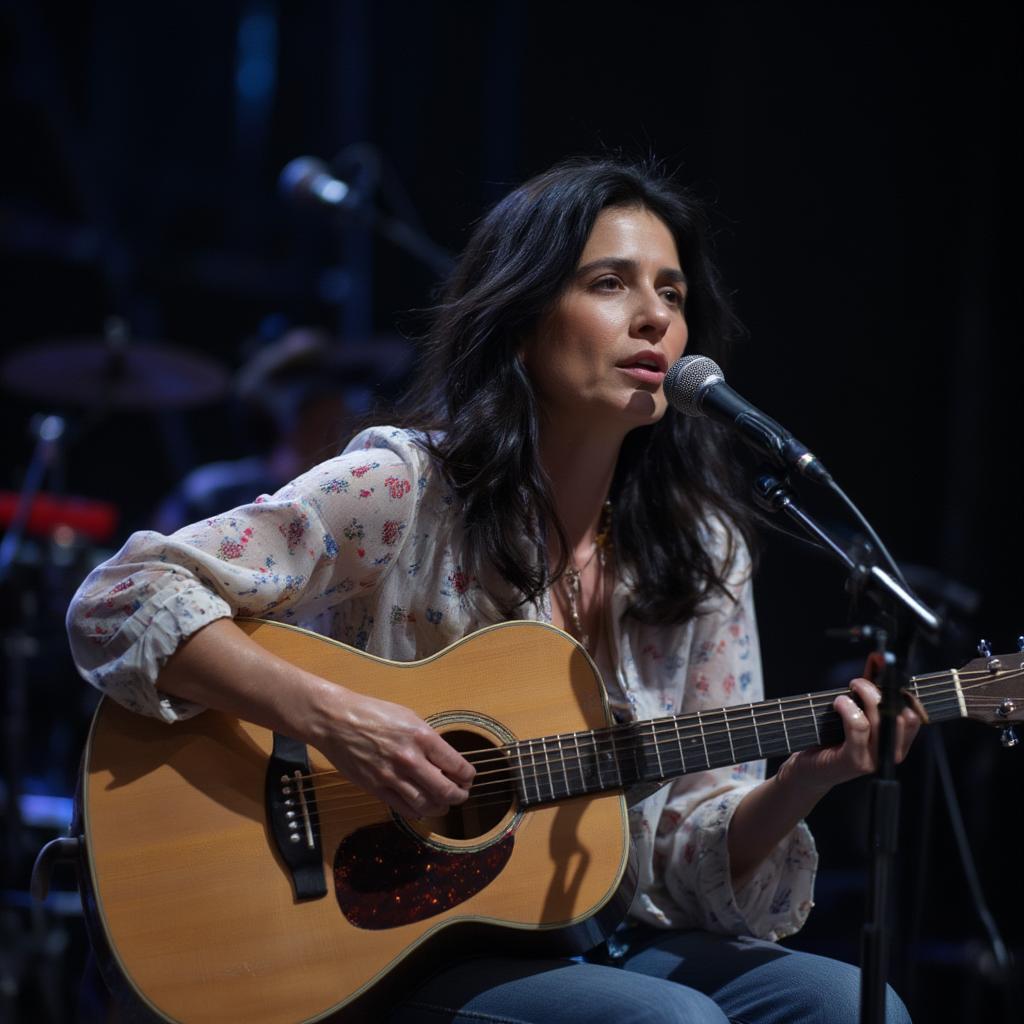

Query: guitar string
left=304, top=703, right=982, bottom=817
left=288, top=690, right=1013, bottom=815
left=297, top=690, right=989, bottom=816
left=292, top=685, right=1012, bottom=830
left=300, top=700, right=922, bottom=807
left=289, top=669, right=1013, bottom=795
left=298, top=703, right=1006, bottom=829
left=301, top=793, right=522, bottom=834
left=293, top=678, right=933, bottom=831
left=290, top=681, right=950, bottom=793
left=295, top=682, right=949, bottom=834
left=293, top=686, right=997, bottom=820
left=291, top=665, right=1018, bottom=785
left=302, top=709, right=927, bottom=819
left=295, top=703, right=967, bottom=834
left=265, top=672, right=1020, bottom=838
left=910, top=664, right=1019, bottom=681
left=302, top=785, right=520, bottom=829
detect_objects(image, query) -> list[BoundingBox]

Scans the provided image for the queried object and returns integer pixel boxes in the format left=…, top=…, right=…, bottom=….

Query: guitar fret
left=651, top=720, right=664, bottom=777
left=778, top=699, right=792, bottom=752
left=723, top=709, right=736, bottom=764
left=748, top=704, right=763, bottom=757
left=761, top=702, right=789, bottom=757
left=530, top=739, right=542, bottom=803
left=675, top=719, right=687, bottom=773
left=518, top=740, right=534, bottom=804
left=808, top=695, right=821, bottom=744
left=513, top=676, right=976, bottom=809
left=910, top=679, right=956, bottom=725
left=696, top=712, right=711, bottom=769
left=572, top=732, right=586, bottom=793
left=660, top=719, right=684, bottom=777
left=608, top=730, right=624, bottom=787
left=586, top=731, right=600, bottom=791
left=543, top=739, right=556, bottom=801
left=592, top=731, right=604, bottom=789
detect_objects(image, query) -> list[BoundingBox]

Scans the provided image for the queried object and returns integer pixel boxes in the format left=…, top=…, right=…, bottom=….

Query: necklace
left=560, top=501, right=613, bottom=652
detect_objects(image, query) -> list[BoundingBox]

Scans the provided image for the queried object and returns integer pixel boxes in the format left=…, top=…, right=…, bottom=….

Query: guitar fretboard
left=510, top=673, right=964, bottom=807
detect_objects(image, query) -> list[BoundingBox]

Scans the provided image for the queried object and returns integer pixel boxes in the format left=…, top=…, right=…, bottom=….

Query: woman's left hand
left=776, top=678, right=921, bottom=796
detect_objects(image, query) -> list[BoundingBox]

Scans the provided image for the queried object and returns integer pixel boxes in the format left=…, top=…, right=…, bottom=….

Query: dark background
left=1, top=1, right=1021, bottom=1021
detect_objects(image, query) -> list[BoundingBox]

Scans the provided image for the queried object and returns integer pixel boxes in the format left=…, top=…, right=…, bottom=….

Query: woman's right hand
left=154, top=620, right=476, bottom=822
left=312, top=687, right=476, bottom=820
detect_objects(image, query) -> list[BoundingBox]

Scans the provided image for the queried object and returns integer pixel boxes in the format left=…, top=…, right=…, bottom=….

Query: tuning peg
left=1000, top=726, right=1019, bottom=749
left=977, top=639, right=993, bottom=657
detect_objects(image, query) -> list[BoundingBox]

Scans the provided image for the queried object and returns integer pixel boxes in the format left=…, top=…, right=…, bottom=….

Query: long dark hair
left=393, top=157, right=757, bottom=624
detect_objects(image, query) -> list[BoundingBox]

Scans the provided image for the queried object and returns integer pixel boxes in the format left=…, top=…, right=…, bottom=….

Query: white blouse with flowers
left=67, top=425, right=817, bottom=941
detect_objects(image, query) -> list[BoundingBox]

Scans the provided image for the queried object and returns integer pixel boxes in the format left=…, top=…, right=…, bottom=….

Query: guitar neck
left=513, top=668, right=966, bottom=807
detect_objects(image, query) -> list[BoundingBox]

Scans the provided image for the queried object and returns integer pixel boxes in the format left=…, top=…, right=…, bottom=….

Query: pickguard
left=334, top=822, right=514, bottom=929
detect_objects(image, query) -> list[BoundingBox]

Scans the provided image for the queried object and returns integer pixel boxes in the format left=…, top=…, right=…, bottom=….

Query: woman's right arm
left=67, top=433, right=474, bottom=816
left=156, top=618, right=474, bottom=819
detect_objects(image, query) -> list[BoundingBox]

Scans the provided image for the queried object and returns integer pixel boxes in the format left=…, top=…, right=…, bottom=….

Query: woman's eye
left=662, top=288, right=685, bottom=305
left=592, top=275, right=622, bottom=291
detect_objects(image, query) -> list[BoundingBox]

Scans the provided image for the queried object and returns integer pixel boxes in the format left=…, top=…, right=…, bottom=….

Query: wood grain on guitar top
left=81, top=620, right=632, bottom=1024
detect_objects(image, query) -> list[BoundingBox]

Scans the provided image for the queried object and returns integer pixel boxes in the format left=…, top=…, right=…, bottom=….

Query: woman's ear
left=515, top=338, right=529, bottom=368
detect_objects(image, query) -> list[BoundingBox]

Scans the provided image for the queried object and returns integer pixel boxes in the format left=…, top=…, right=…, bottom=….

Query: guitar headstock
left=956, top=638, right=1024, bottom=747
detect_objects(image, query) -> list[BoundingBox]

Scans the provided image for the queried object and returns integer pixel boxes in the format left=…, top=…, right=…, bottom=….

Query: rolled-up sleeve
left=66, top=429, right=422, bottom=722
left=653, top=536, right=818, bottom=941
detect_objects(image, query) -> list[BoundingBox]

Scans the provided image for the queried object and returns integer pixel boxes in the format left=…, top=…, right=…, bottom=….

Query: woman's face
left=523, top=205, right=688, bottom=438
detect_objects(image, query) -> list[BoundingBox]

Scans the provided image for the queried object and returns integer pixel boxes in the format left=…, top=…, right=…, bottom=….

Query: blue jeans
left=387, top=928, right=912, bottom=1024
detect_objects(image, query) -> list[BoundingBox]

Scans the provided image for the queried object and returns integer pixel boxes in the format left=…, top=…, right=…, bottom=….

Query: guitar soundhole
left=424, top=728, right=515, bottom=840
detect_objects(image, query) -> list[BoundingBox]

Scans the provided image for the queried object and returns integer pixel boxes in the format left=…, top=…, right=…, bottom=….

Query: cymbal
left=1, top=338, right=230, bottom=410
left=235, top=329, right=415, bottom=398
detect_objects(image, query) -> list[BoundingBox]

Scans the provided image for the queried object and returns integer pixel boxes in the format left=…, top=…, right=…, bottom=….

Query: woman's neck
left=538, top=424, right=622, bottom=557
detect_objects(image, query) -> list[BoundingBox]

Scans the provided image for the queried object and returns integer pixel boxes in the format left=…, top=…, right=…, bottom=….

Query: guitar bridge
left=265, top=733, right=327, bottom=900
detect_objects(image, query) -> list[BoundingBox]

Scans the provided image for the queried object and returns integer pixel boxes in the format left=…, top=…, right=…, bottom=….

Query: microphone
left=279, top=156, right=356, bottom=209
left=663, top=354, right=832, bottom=484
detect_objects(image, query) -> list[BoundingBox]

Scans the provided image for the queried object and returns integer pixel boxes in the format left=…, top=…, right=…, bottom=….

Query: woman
left=67, top=158, right=919, bottom=1023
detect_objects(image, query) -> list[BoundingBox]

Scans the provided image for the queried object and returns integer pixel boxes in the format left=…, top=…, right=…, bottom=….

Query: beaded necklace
left=559, top=501, right=613, bottom=652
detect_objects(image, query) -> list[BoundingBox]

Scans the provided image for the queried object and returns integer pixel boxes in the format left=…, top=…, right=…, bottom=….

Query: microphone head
left=279, top=156, right=326, bottom=201
left=279, top=156, right=349, bottom=207
left=663, top=355, right=725, bottom=417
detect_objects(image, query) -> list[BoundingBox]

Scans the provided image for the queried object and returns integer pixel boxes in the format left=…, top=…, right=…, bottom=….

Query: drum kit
left=0, top=321, right=413, bottom=847
left=0, top=316, right=417, bottom=1017
left=0, top=326, right=231, bottom=1021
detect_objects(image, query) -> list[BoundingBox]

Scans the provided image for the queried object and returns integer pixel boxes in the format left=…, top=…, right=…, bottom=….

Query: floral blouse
left=66, top=425, right=817, bottom=941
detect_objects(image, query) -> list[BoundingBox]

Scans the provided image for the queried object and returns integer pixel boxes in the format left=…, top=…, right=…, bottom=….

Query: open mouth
left=616, top=353, right=667, bottom=380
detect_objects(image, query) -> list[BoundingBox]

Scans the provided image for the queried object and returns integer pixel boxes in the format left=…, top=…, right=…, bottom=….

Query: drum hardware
left=0, top=319, right=229, bottom=412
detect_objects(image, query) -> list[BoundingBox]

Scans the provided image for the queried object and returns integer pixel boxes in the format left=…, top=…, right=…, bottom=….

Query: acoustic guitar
left=71, top=619, right=1022, bottom=1023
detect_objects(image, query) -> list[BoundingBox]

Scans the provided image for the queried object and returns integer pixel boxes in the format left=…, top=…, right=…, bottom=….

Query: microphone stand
left=284, top=148, right=455, bottom=279
left=753, top=471, right=941, bottom=1024
left=0, top=414, right=67, bottom=877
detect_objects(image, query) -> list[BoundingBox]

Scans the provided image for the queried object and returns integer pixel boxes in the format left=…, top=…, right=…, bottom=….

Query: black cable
left=826, top=477, right=910, bottom=590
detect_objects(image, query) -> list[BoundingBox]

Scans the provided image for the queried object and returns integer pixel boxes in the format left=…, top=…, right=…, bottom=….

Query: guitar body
left=79, top=620, right=634, bottom=1024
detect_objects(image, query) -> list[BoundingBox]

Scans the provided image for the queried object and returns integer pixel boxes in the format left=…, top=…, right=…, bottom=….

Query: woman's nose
left=633, top=289, right=672, bottom=337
